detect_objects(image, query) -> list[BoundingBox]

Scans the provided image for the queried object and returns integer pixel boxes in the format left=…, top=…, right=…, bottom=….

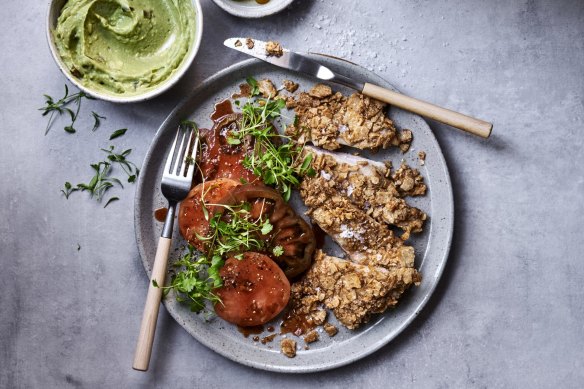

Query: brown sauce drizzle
left=154, top=207, right=168, bottom=222
left=237, top=325, right=264, bottom=338
left=260, top=334, right=277, bottom=344
left=210, top=99, right=234, bottom=121
left=280, top=311, right=316, bottom=336
left=312, top=224, right=326, bottom=249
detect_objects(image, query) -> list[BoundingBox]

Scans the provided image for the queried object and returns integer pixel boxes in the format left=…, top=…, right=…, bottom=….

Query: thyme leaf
left=109, top=128, right=127, bottom=140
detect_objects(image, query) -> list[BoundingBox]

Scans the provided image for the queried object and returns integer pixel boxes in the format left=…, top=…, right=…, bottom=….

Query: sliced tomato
left=218, top=184, right=316, bottom=279
left=214, top=252, right=290, bottom=327
left=178, top=178, right=241, bottom=251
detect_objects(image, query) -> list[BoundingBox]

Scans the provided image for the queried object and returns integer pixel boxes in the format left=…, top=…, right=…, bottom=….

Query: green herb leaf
left=272, top=245, right=284, bottom=257
left=109, top=128, right=127, bottom=140
left=61, top=181, right=78, bottom=199
left=104, top=196, right=119, bottom=208
left=152, top=279, right=159, bottom=288
left=261, top=220, right=273, bottom=235
left=246, top=76, right=260, bottom=96
left=91, top=111, right=106, bottom=132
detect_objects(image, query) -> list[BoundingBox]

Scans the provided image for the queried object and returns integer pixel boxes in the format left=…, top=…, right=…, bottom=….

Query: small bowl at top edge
left=211, top=0, right=294, bottom=18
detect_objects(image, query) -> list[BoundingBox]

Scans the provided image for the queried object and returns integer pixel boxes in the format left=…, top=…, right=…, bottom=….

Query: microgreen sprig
left=231, top=85, right=316, bottom=200
left=153, top=245, right=222, bottom=313
left=61, top=146, right=139, bottom=204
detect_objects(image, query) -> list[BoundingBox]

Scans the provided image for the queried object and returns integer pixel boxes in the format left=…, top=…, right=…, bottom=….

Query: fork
left=133, top=126, right=199, bottom=371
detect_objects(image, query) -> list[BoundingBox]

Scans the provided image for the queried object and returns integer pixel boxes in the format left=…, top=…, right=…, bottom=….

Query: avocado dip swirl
left=53, top=0, right=196, bottom=96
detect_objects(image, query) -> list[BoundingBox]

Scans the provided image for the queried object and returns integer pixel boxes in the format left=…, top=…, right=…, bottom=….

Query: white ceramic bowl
left=46, top=0, right=204, bottom=103
left=212, top=0, right=293, bottom=18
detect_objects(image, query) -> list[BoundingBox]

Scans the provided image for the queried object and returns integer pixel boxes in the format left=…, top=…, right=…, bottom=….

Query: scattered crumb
left=399, top=130, right=413, bottom=152
left=418, top=151, right=426, bottom=166
left=323, top=323, right=338, bottom=337
left=303, top=330, right=320, bottom=344
left=285, top=96, right=297, bottom=109
left=261, top=334, right=277, bottom=344
left=283, top=79, right=299, bottom=93
left=280, top=338, right=297, bottom=358
left=258, top=79, right=278, bottom=98
left=308, top=84, right=333, bottom=99
left=265, top=40, right=284, bottom=57
left=246, top=38, right=254, bottom=49
left=234, top=39, right=242, bottom=47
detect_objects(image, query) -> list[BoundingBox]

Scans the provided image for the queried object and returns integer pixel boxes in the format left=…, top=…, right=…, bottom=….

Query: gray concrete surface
left=1, top=0, right=583, bottom=387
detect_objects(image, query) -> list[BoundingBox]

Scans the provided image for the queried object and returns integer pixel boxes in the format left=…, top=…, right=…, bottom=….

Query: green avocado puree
left=53, top=0, right=196, bottom=96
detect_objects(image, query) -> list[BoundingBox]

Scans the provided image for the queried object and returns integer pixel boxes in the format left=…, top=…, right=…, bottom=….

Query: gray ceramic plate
left=134, top=56, right=453, bottom=373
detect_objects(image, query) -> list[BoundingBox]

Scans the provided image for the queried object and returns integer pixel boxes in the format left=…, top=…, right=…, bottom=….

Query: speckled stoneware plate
left=211, top=0, right=293, bottom=18
left=134, top=55, right=453, bottom=373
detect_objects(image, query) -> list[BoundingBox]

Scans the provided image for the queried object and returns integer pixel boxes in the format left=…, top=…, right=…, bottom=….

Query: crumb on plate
left=323, top=323, right=338, bottom=337
left=280, top=338, right=297, bottom=358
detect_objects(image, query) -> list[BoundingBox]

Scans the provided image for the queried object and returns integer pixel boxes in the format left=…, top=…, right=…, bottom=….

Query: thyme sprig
left=62, top=146, right=139, bottom=204
left=40, top=84, right=95, bottom=135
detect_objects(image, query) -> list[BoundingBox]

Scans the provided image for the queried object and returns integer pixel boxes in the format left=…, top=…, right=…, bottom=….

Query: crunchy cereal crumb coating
left=286, top=84, right=412, bottom=151
left=323, top=323, right=338, bottom=337
left=265, top=40, right=284, bottom=57
left=300, top=146, right=427, bottom=239
left=280, top=338, right=297, bottom=358
left=296, top=251, right=421, bottom=329
left=392, top=163, right=427, bottom=197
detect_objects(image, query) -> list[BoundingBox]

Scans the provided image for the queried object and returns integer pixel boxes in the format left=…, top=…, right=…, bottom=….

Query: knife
left=224, top=38, right=492, bottom=138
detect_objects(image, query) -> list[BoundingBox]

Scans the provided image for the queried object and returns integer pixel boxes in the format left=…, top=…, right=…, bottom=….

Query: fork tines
left=164, top=125, right=200, bottom=180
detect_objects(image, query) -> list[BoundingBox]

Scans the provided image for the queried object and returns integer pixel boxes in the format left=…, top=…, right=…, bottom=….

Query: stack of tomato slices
left=176, top=113, right=315, bottom=327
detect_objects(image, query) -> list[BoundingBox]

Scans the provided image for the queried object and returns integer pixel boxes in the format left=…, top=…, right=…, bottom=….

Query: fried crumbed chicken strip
left=302, top=186, right=415, bottom=268
left=301, top=146, right=426, bottom=239
left=286, top=84, right=412, bottom=151
left=294, top=251, right=421, bottom=329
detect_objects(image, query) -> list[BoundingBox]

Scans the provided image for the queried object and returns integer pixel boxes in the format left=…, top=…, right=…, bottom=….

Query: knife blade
left=224, top=37, right=492, bottom=138
left=224, top=38, right=364, bottom=91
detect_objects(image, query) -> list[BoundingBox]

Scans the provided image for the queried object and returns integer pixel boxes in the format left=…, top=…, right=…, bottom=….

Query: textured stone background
left=1, top=0, right=583, bottom=387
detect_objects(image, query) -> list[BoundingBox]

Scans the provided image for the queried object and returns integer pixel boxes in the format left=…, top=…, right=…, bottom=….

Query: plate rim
left=134, top=56, right=454, bottom=373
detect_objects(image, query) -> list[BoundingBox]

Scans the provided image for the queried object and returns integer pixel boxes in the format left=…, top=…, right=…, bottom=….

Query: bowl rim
left=211, top=0, right=293, bottom=18
left=45, top=0, right=204, bottom=104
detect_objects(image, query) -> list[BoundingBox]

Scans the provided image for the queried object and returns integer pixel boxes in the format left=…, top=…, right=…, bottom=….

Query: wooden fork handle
left=133, top=237, right=172, bottom=371
left=362, top=82, right=493, bottom=138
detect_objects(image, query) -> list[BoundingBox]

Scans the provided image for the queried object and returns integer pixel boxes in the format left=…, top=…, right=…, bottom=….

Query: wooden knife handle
left=362, top=82, right=492, bottom=138
left=132, top=236, right=172, bottom=371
